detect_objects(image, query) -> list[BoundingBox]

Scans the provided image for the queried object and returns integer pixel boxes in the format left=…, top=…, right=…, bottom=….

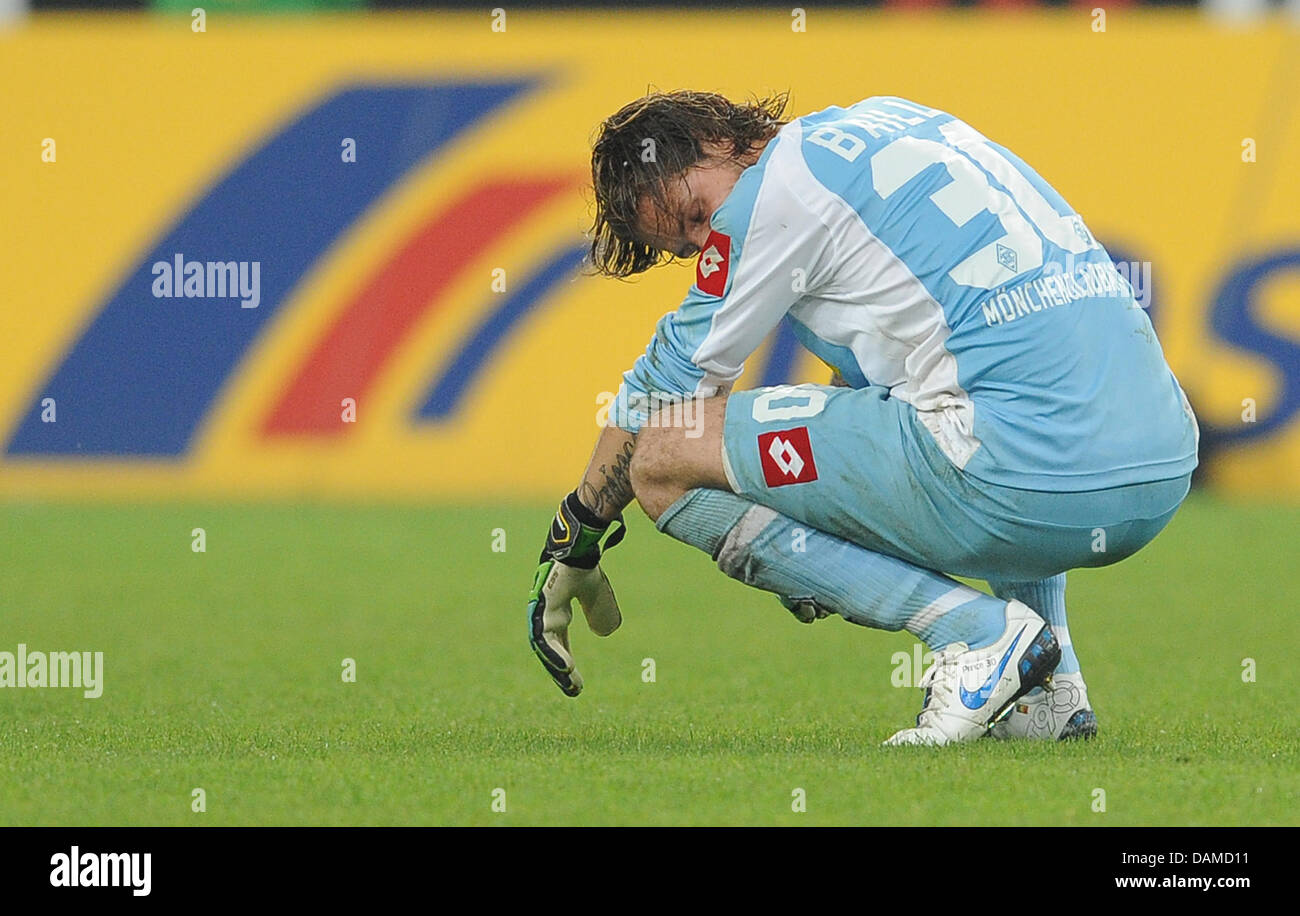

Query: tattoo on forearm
left=579, top=440, right=636, bottom=520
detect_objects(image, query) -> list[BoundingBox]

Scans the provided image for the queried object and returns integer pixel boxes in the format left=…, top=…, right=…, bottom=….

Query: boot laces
left=915, top=644, right=969, bottom=729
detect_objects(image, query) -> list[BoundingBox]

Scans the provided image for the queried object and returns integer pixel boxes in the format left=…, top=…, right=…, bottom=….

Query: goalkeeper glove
left=527, top=491, right=626, bottom=697
left=780, top=594, right=834, bottom=624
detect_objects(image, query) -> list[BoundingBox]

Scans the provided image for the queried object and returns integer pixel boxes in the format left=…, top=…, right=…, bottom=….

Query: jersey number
left=870, top=121, right=1099, bottom=290
left=751, top=385, right=828, bottom=422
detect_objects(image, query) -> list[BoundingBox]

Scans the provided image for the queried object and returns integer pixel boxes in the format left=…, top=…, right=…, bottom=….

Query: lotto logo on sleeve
left=757, top=427, right=819, bottom=487
left=695, top=231, right=731, bottom=297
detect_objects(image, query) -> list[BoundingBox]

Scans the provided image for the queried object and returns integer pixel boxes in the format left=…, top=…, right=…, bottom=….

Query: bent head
left=588, top=90, right=789, bottom=277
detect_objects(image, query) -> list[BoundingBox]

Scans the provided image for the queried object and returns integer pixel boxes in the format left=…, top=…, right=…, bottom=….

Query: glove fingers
left=576, top=568, right=622, bottom=637
left=529, top=584, right=583, bottom=696
left=553, top=563, right=621, bottom=636
left=536, top=623, right=574, bottom=671
left=531, top=639, right=582, bottom=696
left=561, top=665, right=583, bottom=695
left=529, top=597, right=570, bottom=665
left=780, top=595, right=830, bottom=624
left=530, top=629, right=583, bottom=697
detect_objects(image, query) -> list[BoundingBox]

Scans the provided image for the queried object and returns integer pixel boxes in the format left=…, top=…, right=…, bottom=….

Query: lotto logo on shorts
left=757, top=427, right=819, bottom=487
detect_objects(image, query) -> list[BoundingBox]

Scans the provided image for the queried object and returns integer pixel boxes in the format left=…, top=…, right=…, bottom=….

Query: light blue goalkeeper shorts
left=721, top=383, right=1191, bottom=582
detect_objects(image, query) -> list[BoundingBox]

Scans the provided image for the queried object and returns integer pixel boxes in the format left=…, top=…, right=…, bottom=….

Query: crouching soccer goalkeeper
left=527, top=91, right=1199, bottom=745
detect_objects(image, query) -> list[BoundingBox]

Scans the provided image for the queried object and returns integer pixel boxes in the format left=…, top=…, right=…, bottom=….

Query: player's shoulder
left=709, top=96, right=957, bottom=244
left=808, top=95, right=954, bottom=124
left=709, top=119, right=821, bottom=243
left=706, top=125, right=784, bottom=243
left=794, top=96, right=959, bottom=151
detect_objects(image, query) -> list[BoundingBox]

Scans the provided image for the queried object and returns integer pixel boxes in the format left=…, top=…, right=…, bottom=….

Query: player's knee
left=629, top=428, right=680, bottom=522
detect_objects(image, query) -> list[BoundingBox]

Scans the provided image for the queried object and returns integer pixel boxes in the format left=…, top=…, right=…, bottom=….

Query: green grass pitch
left=0, top=495, right=1296, bottom=826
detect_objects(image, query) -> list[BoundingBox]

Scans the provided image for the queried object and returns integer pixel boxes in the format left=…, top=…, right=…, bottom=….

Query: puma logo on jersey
left=695, top=230, right=731, bottom=296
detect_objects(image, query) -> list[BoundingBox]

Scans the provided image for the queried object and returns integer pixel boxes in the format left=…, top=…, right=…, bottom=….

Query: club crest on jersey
left=757, top=427, right=818, bottom=487
left=695, top=231, right=731, bottom=297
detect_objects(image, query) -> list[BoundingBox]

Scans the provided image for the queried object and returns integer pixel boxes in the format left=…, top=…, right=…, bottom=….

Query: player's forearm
left=530, top=425, right=630, bottom=698
left=575, top=423, right=637, bottom=523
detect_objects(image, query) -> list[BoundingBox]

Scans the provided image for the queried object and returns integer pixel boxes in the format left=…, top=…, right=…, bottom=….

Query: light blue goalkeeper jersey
left=611, top=96, right=1199, bottom=492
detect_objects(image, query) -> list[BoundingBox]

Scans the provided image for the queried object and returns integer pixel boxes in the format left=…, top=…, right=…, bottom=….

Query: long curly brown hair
left=587, top=89, right=790, bottom=278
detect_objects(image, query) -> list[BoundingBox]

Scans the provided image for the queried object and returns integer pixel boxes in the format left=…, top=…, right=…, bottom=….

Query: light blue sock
left=987, top=574, right=1079, bottom=675
left=657, top=488, right=1009, bottom=651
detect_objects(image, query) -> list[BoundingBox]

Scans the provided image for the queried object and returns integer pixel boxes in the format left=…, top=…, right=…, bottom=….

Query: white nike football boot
left=884, top=601, right=1061, bottom=747
left=989, top=672, right=1098, bottom=740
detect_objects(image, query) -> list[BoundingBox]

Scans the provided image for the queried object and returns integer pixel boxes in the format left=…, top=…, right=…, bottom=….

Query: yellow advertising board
left=1, top=12, right=1297, bottom=499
